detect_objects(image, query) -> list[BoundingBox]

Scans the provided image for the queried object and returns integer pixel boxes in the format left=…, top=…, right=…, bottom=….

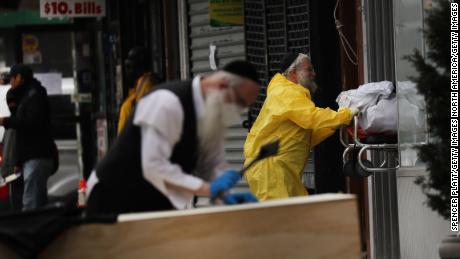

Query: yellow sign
left=209, top=0, right=243, bottom=27
left=22, top=34, right=39, bottom=52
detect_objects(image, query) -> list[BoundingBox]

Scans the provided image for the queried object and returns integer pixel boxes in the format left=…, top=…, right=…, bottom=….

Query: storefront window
left=394, top=0, right=430, bottom=167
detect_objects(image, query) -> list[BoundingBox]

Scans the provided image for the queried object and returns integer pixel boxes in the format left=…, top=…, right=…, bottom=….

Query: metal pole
left=178, top=0, right=190, bottom=80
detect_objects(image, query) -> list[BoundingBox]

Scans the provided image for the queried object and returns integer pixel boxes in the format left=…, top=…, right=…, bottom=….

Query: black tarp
left=0, top=203, right=116, bottom=258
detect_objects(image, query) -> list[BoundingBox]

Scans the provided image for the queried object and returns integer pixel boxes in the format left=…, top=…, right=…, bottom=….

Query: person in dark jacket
left=0, top=64, right=55, bottom=211
left=0, top=88, right=23, bottom=211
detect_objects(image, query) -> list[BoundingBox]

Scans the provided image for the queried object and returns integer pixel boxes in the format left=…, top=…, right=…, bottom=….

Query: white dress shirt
left=87, top=76, right=228, bottom=209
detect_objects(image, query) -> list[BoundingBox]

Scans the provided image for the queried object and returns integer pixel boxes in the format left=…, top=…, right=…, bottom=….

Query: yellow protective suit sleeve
left=289, top=105, right=352, bottom=147
left=134, top=75, right=154, bottom=102
left=117, top=74, right=155, bottom=134
left=269, top=74, right=353, bottom=148
left=117, top=91, right=136, bottom=134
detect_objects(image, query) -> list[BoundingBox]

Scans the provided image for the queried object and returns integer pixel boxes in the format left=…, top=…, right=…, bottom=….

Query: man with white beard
left=243, top=53, right=359, bottom=201
left=86, top=60, right=261, bottom=214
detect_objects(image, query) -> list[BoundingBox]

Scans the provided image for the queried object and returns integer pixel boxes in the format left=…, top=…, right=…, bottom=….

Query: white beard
left=297, top=74, right=318, bottom=94
left=196, top=90, right=241, bottom=180
left=199, top=91, right=226, bottom=148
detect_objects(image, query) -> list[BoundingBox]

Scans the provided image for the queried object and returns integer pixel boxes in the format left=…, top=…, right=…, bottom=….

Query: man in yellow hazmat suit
left=244, top=53, right=359, bottom=200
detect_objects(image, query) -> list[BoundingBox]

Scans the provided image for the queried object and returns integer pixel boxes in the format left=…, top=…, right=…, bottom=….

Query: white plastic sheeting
left=336, top=81, right=394, bottom=111
left=336, top=81, right=425, bottom=134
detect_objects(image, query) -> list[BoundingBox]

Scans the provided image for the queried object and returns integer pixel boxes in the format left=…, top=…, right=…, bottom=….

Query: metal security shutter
left=188, top=0, right=245, bottom=75
left=185, top=0, right=248, bottom=186
left=245, top=0, right=314, bottom=189
left=245, top=0, right=310, bottom=122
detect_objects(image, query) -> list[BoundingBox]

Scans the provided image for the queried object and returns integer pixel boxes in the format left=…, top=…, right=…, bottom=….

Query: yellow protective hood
left=244, top=73, right=352, bottom=200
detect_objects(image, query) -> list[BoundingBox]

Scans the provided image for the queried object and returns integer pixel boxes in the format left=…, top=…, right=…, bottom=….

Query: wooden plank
left=40, top=194, right=361, bottom=259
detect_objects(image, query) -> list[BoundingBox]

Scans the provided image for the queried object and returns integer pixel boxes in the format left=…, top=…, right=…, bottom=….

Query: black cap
left=126, top=47, right=149, bottom=68
left=9, top=64, right=33, bottom=80
left=124, top=46, right=150, bottom=76
left=222, top=60, right=259, bottom=84
left=279, top=52, right=299, bottom=72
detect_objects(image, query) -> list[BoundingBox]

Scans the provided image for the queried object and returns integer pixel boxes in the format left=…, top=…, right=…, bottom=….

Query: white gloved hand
left=336, top=94, right=351, bottom=108
left=348, top=107, right=360, bottom=117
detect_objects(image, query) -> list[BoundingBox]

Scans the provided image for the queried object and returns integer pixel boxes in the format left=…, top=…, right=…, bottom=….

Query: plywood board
left=40, top=194, right=361, bottom=259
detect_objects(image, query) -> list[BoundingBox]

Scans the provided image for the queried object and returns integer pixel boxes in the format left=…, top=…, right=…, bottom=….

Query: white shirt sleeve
left=134, top=90, right=204, bottom=209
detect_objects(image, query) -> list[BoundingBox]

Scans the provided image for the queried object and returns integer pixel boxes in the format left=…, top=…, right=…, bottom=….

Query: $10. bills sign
left=40, top=0, right=105, bottom=18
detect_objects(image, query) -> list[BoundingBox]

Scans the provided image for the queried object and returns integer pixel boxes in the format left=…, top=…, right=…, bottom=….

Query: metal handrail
left=353, top=116, right=366, bottom=146
left=358, top=145, right=399, bottom=172
left=339, top=126, right=348, bottom=148
left=340, top=114, right=400, bottom=173
left=340, top=116, right=364, bottom=147
left=342, top=146, right=355, bottom=163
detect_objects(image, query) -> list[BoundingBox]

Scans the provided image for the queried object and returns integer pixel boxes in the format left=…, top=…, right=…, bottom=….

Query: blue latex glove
left=210, top=170, right=240, bottom=200
left=223, top=192, right=258, bottom=205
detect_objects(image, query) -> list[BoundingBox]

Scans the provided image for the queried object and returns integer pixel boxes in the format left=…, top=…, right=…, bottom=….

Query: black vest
left=90, top=80, right=198, bottom=214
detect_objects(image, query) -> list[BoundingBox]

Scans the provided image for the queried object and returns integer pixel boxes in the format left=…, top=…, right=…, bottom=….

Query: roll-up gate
left=244, top=0, right=314, bottom=189
left=245, top=0, right=310, bottom=123
left=183, top=0, right=248, bottom=187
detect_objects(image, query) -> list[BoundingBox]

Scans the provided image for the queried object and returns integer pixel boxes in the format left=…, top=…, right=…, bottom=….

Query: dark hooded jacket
left=0, top=89, right=18, bottom=177
left=3, top=78, right=54, bottom=166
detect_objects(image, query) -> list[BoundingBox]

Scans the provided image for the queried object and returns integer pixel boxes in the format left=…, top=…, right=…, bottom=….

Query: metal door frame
left=362, top=0, right=401, bottom=258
